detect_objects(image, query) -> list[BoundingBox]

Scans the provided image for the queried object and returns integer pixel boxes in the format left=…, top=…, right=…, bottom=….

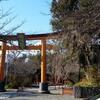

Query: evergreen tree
left=51, top=0, right=79, bottom=31
left=50, top=0, right=100, bottom=84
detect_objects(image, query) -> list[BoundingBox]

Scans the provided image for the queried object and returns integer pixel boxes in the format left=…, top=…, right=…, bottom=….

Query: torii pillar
left=39, top=39, right=49, bottom=93
left=0, top=42, right=6, bottom=91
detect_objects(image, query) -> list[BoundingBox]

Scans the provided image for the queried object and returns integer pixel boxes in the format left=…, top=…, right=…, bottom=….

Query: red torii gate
left=0, top=32, right=58, bottom=93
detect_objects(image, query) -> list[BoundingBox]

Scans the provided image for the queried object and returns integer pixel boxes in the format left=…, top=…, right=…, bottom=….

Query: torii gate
left=0, top=32, right=58, bottom=93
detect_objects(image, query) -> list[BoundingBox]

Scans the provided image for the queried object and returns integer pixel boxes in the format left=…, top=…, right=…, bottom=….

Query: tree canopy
left=50, top=0, right=100, bottom=85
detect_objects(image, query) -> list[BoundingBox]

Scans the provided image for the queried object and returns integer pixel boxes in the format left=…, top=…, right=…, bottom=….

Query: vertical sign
left=17, top=33, right=26, bottom=49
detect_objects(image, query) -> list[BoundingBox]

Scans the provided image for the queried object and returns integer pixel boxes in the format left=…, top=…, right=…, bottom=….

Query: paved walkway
left=0, top=88, right=83, bottom=100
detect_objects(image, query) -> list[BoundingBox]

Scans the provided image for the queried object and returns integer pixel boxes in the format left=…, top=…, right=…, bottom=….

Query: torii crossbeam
left=0, top=32, right=59, bottom=93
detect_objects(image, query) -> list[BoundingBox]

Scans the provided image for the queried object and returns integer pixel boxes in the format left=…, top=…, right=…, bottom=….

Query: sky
left=0, top=0, right=52, bottom=34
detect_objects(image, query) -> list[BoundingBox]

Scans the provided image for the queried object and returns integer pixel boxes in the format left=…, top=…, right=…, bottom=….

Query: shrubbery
left=75, top=67, right=100, bottom=87
left=6, top=75, right=33, bottom=89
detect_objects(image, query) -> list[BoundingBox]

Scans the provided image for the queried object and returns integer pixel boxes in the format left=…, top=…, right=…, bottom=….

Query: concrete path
left=0, top=88, right=83, bottom=100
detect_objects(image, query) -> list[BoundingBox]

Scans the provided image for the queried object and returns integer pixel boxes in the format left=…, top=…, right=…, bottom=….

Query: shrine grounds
left=0, top=87, right=83, bottom=100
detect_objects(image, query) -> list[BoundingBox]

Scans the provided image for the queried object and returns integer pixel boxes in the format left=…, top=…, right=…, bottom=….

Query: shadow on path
left=0, top=91, right=39, bottom=99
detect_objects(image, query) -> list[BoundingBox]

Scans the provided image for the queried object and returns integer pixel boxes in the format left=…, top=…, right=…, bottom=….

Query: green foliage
left=5, top=83, right=16, bottom=89
left=85, top=67, right=96, bottom=80
left=75, top=66, right=100, bottom=87
left=65, top=81, right=74, bottom=87
left=50, top=0, right=100, bottom=83
left=79, top=0, right=96, bottom=10
left=6, top=76, right=33, bottom=89
left=7, top=54, right=41, bottom=89
left=51, top=0, right=98, bottom=33
left=51, top=0, right=79, bottom=31
left=75, top=79, right=99, bottom=87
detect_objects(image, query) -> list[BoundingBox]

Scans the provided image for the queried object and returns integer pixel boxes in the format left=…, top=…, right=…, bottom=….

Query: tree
left=51, top=0, right=79, bottom=31
left=0, top=0, right=24, bottom=65
left=0, top=0, right=24, bottom=36
left=0, top=0, right=27, bottom=88
left=6, top=53, right=41, bottom=88
left=50, top=0, right=100, bottom=85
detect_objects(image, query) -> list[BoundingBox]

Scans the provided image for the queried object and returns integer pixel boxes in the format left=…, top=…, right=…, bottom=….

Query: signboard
left=17, top=33, right=26, bottom=49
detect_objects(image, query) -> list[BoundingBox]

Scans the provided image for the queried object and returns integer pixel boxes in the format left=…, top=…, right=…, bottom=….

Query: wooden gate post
left=39, top=39, right=49, bottom=93
left=0, top=42, right=6, bottom=91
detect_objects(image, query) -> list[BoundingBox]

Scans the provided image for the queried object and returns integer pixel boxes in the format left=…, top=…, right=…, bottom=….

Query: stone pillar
left=0, top=42, right=6, bottom=92
left=39, top=39, right=49, bottom=93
